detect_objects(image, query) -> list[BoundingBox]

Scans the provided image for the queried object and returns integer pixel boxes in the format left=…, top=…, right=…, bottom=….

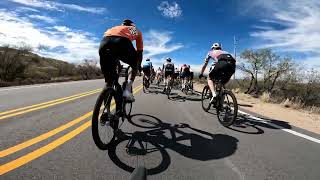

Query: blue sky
left=0, top=0, right=319, bottom=71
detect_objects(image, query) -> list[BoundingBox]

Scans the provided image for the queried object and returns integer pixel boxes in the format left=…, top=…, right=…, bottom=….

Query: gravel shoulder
left=194, top=82, right=320, bottom=135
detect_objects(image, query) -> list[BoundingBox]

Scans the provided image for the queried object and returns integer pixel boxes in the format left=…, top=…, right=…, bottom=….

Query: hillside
left=0, top=46, right=102, bottom=87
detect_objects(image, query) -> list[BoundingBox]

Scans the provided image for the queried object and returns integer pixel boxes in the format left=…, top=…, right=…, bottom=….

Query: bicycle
left=201, top=77, right=238, bottom=127
left=182, top=78, right=193, bottom=95
left=92, top=64, right=133, bottom=150
left=156, top=74, right=163, bottom=87
left=142, top=74, right=150, bottom=93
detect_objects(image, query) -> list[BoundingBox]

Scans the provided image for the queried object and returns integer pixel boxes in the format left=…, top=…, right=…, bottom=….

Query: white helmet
left=211, top=42, right=221, bottom=50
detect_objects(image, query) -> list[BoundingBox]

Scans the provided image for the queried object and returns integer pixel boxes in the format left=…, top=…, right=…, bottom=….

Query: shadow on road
left=227, top=114, right=292, bottom=134
left=107, top=114, right=239, bottom=175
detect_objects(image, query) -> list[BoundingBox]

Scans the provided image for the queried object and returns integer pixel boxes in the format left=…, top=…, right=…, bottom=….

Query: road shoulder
left=194, top=82, right=320, bottom=135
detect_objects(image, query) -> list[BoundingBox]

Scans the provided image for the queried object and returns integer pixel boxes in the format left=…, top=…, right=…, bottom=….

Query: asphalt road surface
left=1, top=79, right=320, bottom=180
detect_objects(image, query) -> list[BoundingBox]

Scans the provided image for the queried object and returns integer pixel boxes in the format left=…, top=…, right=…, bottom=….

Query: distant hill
left=0, top=46, right=102, bottom=87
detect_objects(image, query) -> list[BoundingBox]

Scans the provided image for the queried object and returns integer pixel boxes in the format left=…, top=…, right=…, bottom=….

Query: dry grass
left=308, top=106, right=320, bottom=114
left=232, top=88, right=241, bottom=94
left=281, top=97, right=304, bottom=109
left=260, top=92, right=271, bottom=103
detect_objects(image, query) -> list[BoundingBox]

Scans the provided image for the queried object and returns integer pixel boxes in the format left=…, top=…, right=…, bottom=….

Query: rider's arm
left=136, top=30, right=143, bottom=68
left=200, top=54, right=211, bottom=75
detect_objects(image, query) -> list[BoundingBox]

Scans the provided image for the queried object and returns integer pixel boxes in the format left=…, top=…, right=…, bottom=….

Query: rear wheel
left=123, top=86, right=133, bottom=119
left=201, top=85, right=212, bottom=112
left=92, top=88, right=118, bottom=150
left=166, top=80, right=172, bottom=99
left=216, top=90, right=238, bottom=127
left=143, top=76, right=148, bottom=93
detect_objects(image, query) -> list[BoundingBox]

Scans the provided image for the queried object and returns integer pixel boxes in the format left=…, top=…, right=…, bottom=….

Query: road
left=0, top=79, right=320, bottom=180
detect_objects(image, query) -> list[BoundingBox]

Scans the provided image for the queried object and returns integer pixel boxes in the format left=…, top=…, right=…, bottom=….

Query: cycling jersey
left=180, top=64, right=189, bottom=72
left=142, top=61, right=152, bottom=68
left=204, top=50, right=235, bottom=65
left=104, top=25, right=143, bottom=51
left=162, top=62, right=174, bottom=72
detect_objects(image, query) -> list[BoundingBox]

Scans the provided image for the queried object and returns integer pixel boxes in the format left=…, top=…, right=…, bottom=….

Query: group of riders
left=142, top=58, right=194, bottom=93
left=99, top=19, right=236, bottom=104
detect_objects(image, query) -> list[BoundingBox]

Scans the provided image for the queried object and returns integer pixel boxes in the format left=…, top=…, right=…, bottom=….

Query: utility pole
left=233, top=36, right=237, bottom=80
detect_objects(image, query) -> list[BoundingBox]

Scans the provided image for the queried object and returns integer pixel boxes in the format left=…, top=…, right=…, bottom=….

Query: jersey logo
left=128, top=27, right=138, bottom=36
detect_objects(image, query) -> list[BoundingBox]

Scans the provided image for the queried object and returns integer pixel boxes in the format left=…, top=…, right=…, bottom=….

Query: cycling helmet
left=146, top=58, right=150, bottom=61
left=211, top=42, right=222, bottom=50
left=122, top=19, right=134, bottom=26
left=166, top=58, right=172, bottom=62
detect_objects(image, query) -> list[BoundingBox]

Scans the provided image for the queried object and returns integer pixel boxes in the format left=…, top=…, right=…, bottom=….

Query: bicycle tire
left=142, top=76, right=147, bottom=93
left=201, top=85, right=212, bottom=112
left=123, top=86, right=133, bottom=119
left=166, top=86, right=171, bottom=99
left=217, top=90, right=238, bottom=127
left=92, top=88, right=117, bottom=150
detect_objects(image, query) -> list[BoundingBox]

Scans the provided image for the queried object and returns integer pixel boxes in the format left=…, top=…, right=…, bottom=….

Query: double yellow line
left=0, top=84, right=143, bottom=175
left=0, top=88, right=102, bottom=120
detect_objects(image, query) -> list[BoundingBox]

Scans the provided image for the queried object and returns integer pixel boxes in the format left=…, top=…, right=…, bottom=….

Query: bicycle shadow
left=227, top=113, right=292, bottom=134
left=107, top=114, right=239, bottom=175
left=169, top=92, right=202, bottom=102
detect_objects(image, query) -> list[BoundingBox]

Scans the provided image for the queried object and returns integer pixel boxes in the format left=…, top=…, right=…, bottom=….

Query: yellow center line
left=0, top=89, right=101, bottom=120
left=0, top=84, right=143, bottom=175
left=0, top=88, right=102, bottom=116
left=0, top=84, right=142, bottom=157
left=0, top=84, right=142, bottom=158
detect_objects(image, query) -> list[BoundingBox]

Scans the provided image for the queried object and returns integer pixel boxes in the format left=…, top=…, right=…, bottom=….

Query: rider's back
left=104, top=25, right=143, bottom=51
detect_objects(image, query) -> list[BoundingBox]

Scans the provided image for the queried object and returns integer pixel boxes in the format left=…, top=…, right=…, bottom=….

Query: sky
left=0, top=0, right=319, bottom=72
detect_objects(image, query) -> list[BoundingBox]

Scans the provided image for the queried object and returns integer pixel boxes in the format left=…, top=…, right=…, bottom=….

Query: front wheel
left=201, top=85, right=212, bottom=112
left=216, top=90, right=238, bottom=127
left=92, top=88, right=118, bottom=150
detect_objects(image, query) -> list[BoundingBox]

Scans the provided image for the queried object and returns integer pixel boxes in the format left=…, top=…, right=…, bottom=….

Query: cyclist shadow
left=227, top=113, right=292, bottom=134
left=143, top=85, right=164, bottom=94
left=169, top=93, right=202, bottom=102
left=108, top=114, right=239, bottom=175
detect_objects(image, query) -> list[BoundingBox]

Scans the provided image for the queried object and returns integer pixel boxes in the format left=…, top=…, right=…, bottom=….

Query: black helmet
left=146, top=58, right=150, bottom=61
left=122, top=19, right=134, bottom=26
left=166, top=58, right=172, bottom=62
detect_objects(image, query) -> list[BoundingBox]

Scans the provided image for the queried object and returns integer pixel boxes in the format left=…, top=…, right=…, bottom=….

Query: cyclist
left=99, top=19, right=143, bottom=102
left=155, top=67, right=163, bottom=84
left=199, top=43, right=236, bottom=103
left=142, top=58, right=153, bottom=81
left=189, top=65, right=194, bottom=81
left=180, top=64, right=191, bottom=90
left=162, top=58, right=175, bottom=92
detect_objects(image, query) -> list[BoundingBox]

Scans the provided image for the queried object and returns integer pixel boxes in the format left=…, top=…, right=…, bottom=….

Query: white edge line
left=0, top=79, right=103, bottom=92
left=238, top=110, right=320, bottom=144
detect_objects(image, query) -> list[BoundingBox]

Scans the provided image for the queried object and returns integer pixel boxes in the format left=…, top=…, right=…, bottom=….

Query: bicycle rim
left=217, top=90, right=238, bottom=127
left=92, top=88, right=118, bottom=150
left=201, top=86, right=212, bottom=112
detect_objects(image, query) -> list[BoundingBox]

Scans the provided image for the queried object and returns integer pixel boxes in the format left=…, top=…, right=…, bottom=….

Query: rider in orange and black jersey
left=99, top=19, right=143, bottom=102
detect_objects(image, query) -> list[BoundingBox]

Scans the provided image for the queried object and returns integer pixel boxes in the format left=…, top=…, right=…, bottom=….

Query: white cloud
left=249, top=0, right=320, bottom=66
left=29, top=14, right=56, bottom=24
left=144, top=30, right=183, bottom=58
left=8, top=0, right=106, bottom=14
left=16, top=6, right=40, bottom=12
left=0, top=9, right=99, bottom=62
left=157, top=1, right=182, bottom=18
